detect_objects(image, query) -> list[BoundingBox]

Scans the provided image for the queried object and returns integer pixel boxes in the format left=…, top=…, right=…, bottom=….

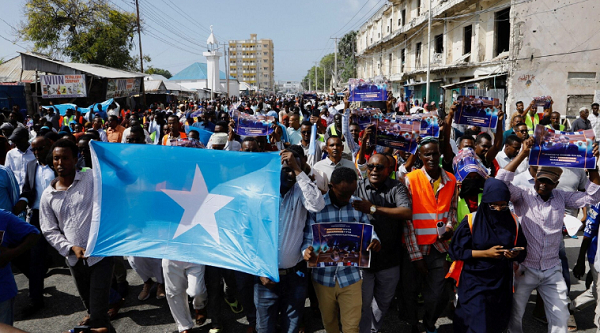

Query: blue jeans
left=0, top=298, right=15, bottom=326
left=254, top=263, right=307, bottom=333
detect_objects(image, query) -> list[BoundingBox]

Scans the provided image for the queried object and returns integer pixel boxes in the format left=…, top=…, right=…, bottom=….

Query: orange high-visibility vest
left=406, top=168, right=457, bottom=245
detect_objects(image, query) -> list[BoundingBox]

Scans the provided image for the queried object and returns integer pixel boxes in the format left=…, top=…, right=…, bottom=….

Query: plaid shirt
left=302, top=193, right=378, bottom=288
left=402, top=167, right=458, bottom=261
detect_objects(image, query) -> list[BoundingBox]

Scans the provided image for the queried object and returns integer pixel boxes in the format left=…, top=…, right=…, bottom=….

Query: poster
left=453, top=148, right=489, bottom=181
left=308, top=222, right=373, bottom=268
left=416, top=112, right=439, bottom=137
left=232, top=110, right=275, bottom=136
left=40, top=74, right=86, bottom=99
left=302, top=92, right=317, bottom=100
left=375, top=118, right=420, bottom=153
left=354, top=108, right=383, bottom=129
left=348, top=78, right=388, bottom=102
left=454, top=95, right=500, bottom=128
left=106, top=78, right=141, bottom=99
left=529, top=125, right=596, bottom=169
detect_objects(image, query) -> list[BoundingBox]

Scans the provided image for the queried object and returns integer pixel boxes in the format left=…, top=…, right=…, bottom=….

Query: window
left=494, top=7, right=511, bottom=56
left=417, top=0, right=421, bottom=16
left=264, top=67, right=268, bottom=70
left=402, top=9, right=406, bottom=26
left=400, top=48, right=406, bottom=72
left=389, top=18, right=392, bottom=32
left=434, top=34, right=443, bottom=54
left=568, top=72, right=597, bottom=79
left=464, top=25, right=472, bottom=57
left=416, top=42, right=422, bottom=67
left=264, top=52, right=267, bottom=55
left=388, top=53, right=392, bottom=75
left=264, top=44, right=268, bottom=47
left=264, top=59, right=267, bottom=62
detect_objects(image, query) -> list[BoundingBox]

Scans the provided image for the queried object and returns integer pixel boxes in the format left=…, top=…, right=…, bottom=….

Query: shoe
left=568, top=314, right=578, bottom=332
left=138, top=280, right=155, bottom=301
left=224, top=297, right=244, bottom=314
left=156, top=283, right=166, bottom=299
left=195, top=308, right=207, bottom=325
left=21, top=301, right=44, bottom=317
left=108, top=299, right=124, bottom=320
left=209, top=326, right=222, bottom=333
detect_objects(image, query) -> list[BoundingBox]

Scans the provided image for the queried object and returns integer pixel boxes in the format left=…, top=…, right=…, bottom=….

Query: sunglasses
left=367, top=164, right=386, bottom=171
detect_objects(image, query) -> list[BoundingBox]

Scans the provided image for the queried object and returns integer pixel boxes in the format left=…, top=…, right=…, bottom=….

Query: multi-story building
left=228, top=34, right=275, bottom=92
left=355, top=0, right=600, bottom=117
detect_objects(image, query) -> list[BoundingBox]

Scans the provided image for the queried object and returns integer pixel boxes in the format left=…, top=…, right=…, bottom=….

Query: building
left=275, top=80, right=303, bottom=94
left=168, top=62, right=239, bottom=98
left=228, top=34, right=275, bottom=92
left=355, top=0, right=600, bottom=117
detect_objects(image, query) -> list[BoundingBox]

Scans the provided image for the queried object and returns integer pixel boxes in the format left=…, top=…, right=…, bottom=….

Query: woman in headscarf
left=448, top=178, right=527, bottom=333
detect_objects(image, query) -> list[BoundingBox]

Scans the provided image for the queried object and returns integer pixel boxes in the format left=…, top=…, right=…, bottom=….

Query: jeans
left=68, top=257, right=114, bottom=329
left=359, top=266, right=400, bottom=333
left=508, top=265, right=569, bottom=333
left=254, top=263, right=307, bottom=333
left=0, top=298, right=15, bottom=326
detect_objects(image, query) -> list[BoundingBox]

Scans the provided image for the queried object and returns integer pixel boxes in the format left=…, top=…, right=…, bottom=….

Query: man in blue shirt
left=0, top=209, right=40, bottom=325
left=303, top=167, right=380, bottom=333
left=0, top=165, right=19, bottom=212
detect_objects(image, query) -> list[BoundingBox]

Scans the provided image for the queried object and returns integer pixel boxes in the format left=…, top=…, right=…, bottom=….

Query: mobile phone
left=509, top=247, right=525, bottom=252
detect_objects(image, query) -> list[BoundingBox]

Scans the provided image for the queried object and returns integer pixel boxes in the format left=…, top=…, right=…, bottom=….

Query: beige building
left=229, top=34, right=275, bottom=92
left=355, top=0, right=600, bottom=117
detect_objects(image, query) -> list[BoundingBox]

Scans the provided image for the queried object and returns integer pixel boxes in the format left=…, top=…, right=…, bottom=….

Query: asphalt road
left=11, top=233, right=597, bottom=333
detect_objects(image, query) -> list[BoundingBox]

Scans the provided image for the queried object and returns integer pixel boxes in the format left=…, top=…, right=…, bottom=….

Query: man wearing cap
left=5, top=127, right=35, bottom=192
left=572, top=107, right=592, bottom=132
left=500, top=139, right=600, bottom=333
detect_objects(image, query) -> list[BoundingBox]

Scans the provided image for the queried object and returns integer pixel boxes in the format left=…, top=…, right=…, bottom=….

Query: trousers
left=68, top=257, right=114, bottom=329
left=314, top=279, right=362, bottom=333
left=508, top=265, right=569, bottom=333
left=162, top=259, right=207, bottom=332
left=359, top=266, right=400, bottom=333
left=128, top=256, right=164, bottom=284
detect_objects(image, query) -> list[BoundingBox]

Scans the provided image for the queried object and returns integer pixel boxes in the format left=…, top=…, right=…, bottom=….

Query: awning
left=442, top=73, right=506, bottom=89
left=404, top=80, right=442, bottom=87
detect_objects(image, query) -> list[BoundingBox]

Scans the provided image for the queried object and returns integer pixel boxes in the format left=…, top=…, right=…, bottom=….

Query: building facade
left=229, top=34, right=275, bottom=92
left=355, top=0, right=600, bottom=116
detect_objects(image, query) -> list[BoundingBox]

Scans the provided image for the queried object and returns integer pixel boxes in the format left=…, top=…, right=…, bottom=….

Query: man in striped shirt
left=499, top=138, right=600, bottom=333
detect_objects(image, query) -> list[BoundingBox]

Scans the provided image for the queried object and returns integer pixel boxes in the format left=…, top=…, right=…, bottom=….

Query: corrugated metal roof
left=0, top=56, right=37, bottom=82
left=164, top=81, right=195, bottom=92
left=169, top=62, right=234, bottom=81
left=20, top=52, right=145, bottom=79
left=144, top=80, right=166, bottom=93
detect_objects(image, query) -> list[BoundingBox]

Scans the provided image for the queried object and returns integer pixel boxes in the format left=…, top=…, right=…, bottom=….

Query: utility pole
left=315, top=62, right=318, bottom=93
left=222, top=42, right=230, bottom=98
left=323, top=65, right=326, bottom=93
left=331, top=37, right=339, bottom=89
left=135, top=0, right=145, bottom=105
left=426, top=0, right=432, bottom=105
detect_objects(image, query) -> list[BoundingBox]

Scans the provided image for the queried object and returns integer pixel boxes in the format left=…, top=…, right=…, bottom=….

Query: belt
left=278, top=267, right=296, bottom=276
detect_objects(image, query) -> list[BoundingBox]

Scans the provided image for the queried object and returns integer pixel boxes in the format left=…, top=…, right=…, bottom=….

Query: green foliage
left=20, top=0, right=144, bottom=71
left=145, top=67, right=172, bottom=79
left=302, top=53, right=335, bottom=92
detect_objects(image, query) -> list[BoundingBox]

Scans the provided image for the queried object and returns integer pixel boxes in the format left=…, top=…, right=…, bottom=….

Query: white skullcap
left=211, top=132, right=228, bottom=145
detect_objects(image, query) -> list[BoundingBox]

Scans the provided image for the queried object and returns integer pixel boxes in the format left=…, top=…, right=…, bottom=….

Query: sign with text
left=308, top=222, right=373, bottom=268
left=232, top=110, right=275, bottom=136
left=375, top=119, right=420, bottom=153
left=348, top=78, right=388, bottom=102
left=454, top=95, right=500, bottom=128
left=106, top=78, right=141, bottom=99
left=529, top=125, right=597, bottom=169
left=40, top=74, right=86, bottom=99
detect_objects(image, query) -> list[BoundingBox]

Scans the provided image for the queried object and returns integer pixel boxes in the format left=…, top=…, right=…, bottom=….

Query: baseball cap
left=536, top=167, right=562, bottom=184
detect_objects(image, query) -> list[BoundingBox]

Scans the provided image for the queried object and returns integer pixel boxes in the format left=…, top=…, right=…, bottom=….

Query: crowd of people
left=0, top=93, right=599, bottom=333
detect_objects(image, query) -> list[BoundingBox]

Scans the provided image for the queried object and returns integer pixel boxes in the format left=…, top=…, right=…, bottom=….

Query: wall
left=508, top=0, right=600, bottom=117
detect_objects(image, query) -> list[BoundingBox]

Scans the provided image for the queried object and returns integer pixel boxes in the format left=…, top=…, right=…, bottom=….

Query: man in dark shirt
left=352, top=154, right=412, bottom=333
left=572, top=107, right=592, bottom=132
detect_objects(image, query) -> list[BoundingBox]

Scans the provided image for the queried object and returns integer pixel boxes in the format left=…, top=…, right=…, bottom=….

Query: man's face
left=188, top=131, right=199, bottom=141
left=214, top=125, right=226, bottom=134
left=93, top=117, right=103, bottom=130
left=334, top=114, right=342, bottom=128
left=593, top=105, right=599, bottom=115
left=330, top=180, right=357, bottom=206
left=458, top=138, right=474, bottom=149
left=550, top=112, right=560, bottom=126
left=168, top=117, right=179, bottom=132
left=419, top=143, right=441, bottom=174
left=31, top=138, right=50, bottom=164
left=475, top=138, right=492, bottom=158
left=280, top=164, right=296, bottom=189
left=290, top=115, right=300, bottom=129
left=534, top=177, right=558, bottom=198
left=326, top=137, right=343, bottom=160
left=504, top=141, right=521, bottom=159
left=581, top=109, right=590, bottom=119
left=75, top=124, right=83, bottom=133
left=516, top=102, right=524, bottom=113
left=349, top=125, right=361, bottom=142
left=109, top=118, right=118, bottom=128
left=241, top=141, right=259, bottom=152
left=126, top=132, right=146, bottom=144
left=512, top=116, right=523, bottom=128
left=77, top=139, right=91, bottom=159
left=300, top=124, right=311, bottom=143
left=52, top=147, right=76, bottom=177
left=515, top=125, right=529, bottom=139
left=366, top=155, right=388, bottom=185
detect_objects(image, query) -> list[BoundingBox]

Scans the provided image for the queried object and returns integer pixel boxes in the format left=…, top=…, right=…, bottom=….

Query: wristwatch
left=369, top=205, right=377, bottom=214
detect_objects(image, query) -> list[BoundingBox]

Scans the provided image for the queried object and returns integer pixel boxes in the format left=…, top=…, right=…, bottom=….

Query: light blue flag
left=86, top=142, right=281, bottom=281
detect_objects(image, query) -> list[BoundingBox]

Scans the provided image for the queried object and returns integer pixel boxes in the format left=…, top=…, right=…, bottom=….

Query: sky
left=0, top=0, right=384, bottom=82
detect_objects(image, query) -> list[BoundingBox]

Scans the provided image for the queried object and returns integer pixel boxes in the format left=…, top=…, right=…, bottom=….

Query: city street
left=12, top=233, right=597, bottom=333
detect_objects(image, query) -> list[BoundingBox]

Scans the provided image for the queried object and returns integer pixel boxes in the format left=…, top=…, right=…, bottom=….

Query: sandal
left=568, top=314, right=578, bottom=332
left=224, top=297, right=244, bottom=314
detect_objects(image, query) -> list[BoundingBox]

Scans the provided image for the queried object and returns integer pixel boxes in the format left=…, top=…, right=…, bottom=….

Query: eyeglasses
left=488, top=203, right=509, bottom=211
left=367, top=164, right=386, bottom=171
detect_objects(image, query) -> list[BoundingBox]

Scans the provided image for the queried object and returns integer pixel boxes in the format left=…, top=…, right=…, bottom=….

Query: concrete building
left=275, top=80, right=303, bottom=94
left=228, top=34, right=275, bottom=92
left=355, top=0, right=600, bottom=117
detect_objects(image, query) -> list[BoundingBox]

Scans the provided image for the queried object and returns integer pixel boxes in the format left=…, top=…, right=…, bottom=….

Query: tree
left=19, top=0, right=143, bottom=71
left=302, top=53, right=335, bottom=92
left=145, top=67, right=172, bottom=79
left=338, top=31, right=357, bottom=83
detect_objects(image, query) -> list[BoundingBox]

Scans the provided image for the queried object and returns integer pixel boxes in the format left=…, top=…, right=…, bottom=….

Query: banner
left=43, top=98, right=113, bottom=116
left=453, top=148, right=489, bottom=181
left=40, top=74, right=86, bottom=99
left=106, top=78, right=141, bottom=99
left=232, top=110, right=275, bottom=136
left=529, top=125, right=596, bottom=169
left=86, top=142, right=282, bottom=281
left=454, top=95, right=500, bottom=128
left=348, top=78, right=388, bottom=102
left=308, top=222, right=373, bottom=268
left=302, top=93, right=317, bottom=100
left=375, top=118, right=420, bottom=153
left=353, top=108, right=383, bottom=129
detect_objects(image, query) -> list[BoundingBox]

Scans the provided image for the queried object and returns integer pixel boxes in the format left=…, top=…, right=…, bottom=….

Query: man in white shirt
left=588, top=103, right=600, bottom=139
left=495, top=135, right=528, bottom=175
left=314, top=136, right=358, bottom=180
left=6, top=127, right=36, bottom=192
left=120, top=118, right=152, bottom=144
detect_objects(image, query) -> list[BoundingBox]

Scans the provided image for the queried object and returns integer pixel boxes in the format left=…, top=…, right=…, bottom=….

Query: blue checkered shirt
left=302, top=193, right=378, bottom=288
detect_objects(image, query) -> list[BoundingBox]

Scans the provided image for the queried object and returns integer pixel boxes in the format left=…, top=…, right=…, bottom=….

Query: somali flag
left=86, top=142, right=281, bottom=281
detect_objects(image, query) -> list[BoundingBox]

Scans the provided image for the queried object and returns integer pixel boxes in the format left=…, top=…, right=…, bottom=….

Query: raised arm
left=485, top=109, right=505, bottom=165
left=442, top=103, right=457, bottom=165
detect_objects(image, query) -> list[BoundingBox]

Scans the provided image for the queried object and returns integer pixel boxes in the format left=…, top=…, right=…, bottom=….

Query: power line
left=330, top=0, right=376, bottom=38
left=346, top=0, right=387, bottom=34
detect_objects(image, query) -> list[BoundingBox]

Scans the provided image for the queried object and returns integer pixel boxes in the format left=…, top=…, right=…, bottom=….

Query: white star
left=161, top=165, right=234, bottom=244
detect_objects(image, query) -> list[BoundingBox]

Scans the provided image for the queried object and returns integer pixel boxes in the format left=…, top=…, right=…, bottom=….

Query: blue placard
left=529, top=125, right=597, bottom=169
left=348, top=79, right=388, bottom=102
left=454, top=96, right=499, bottom=128
left=375, top=119, right=420, bottom=153
left=309, top=222, right=373, bottom=268
left=232, top=110, right=275, bottom=136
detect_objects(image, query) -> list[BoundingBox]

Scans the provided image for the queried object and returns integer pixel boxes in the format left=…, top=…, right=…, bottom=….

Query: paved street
left=12, top=233, right=597, bottom=333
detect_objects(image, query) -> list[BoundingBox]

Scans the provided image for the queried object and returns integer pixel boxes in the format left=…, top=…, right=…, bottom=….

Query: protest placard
left=348, top=78, right=388, bottom=102
left=308, top=222, right=373, bottom=268
left=454, top=95, right=500, bottom=128
left=232, top=110, right=275, bottom=136
left=353, top=108, right=383, bottom=129
left=40, top=74, right=87, bottom=99
left=375, top=118, right=420, bottom=153
left=529, top=125, right=596, bottom=169
left=453, top=148, right=490, bottom=181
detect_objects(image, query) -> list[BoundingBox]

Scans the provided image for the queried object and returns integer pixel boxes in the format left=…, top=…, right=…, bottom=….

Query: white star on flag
left=161, top=165, right=234, bottom=244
